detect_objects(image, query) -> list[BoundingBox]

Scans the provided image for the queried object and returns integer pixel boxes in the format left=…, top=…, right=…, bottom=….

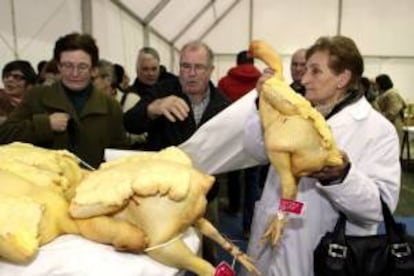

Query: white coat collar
left=328, top=97, right=372, bottom=127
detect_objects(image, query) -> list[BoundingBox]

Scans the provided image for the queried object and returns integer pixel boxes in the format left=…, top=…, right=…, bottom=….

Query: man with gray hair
left=129, top=46, right=176, bottom=97
left=124, top=41, right=229, bottom=151
left=124, top=40, right=229, bottom=265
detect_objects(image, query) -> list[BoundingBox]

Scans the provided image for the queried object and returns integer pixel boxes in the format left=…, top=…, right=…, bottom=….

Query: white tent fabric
left=0, top=0, right=413, bottom=101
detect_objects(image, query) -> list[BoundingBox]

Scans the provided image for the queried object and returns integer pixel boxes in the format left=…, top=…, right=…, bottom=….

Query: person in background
left=0, top=32, right=128, bottom=168
left=0, top=60, right=37, bottom=124
left=113, top=63, right=140, bottom=113
left=36, top=60, right=48, bottom=83
left=289, top=48, right=307, bottom=95
left=38, top=59, right=61, bottom=86
left=0, top=89, right=13, bottom=125
left=114, top=63, right=130, bottom=93
left=360, top=76, right=377, bottom=103
left=108, top=62, right=145, bottom=147
left=218, top=50, right=261, bottom=237
left=92, top=59, right=117, bottom=97
left=129, top=46, right=177, bottom=97
left=374, top=74, right=406, bottom=144
left=124, top=40, right=230, bottom=265
left=241, top=36, right=400, bottom=275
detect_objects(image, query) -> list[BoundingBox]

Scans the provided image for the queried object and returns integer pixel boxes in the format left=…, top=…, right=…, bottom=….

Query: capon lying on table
left=0, top=142, right=259, bottom=276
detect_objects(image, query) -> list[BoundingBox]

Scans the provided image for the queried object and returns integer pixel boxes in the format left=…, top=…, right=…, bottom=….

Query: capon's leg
left=194, top=218, right=261, bottom=275
left=146, top=238, right=215, bottom=276
left=263, top=150, right=297, bottom=246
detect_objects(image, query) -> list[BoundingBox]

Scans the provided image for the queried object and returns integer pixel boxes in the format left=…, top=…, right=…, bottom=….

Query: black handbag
left=314, top=198, right=414, bottom=276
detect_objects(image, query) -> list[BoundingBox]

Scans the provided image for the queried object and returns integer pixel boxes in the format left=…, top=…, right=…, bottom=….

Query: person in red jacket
left=218, top=50, right=262, bottom=237
left=218, top=50, right=261, bottom=102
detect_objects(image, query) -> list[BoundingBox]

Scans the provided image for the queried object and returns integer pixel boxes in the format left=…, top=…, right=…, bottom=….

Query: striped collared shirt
left=190, top=88, right=210, bottom=126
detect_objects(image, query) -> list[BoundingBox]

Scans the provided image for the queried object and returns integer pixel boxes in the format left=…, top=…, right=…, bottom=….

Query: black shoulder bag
left=314, top=198, right=414, bottom=276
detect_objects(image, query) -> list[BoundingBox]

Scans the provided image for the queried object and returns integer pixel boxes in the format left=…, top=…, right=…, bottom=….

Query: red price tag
left=215, top=261, right=236, bottom=276
left=279, top=198, right=304, bottom=215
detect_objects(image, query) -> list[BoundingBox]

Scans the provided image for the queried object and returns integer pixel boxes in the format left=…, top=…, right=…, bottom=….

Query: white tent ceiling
left=0, top=0, right=414, bottom=101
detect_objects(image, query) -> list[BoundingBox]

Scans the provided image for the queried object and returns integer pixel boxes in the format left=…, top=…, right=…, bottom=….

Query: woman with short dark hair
left=242, top=36, right=400, bottom=275
left=0, top=32, right=128, bottom=167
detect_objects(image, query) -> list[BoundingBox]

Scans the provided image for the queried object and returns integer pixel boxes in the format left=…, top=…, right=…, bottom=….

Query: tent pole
left=248, top=0, right=253, bottom=41
left=10, top=0, right=19, bottom=58
left=337, top=0, right=343, bottom=35
left=144, top=0, right=170, bottom=23
left=81, top=0, right=93, bottom=34
left=171, top=0, right=217, bottom=44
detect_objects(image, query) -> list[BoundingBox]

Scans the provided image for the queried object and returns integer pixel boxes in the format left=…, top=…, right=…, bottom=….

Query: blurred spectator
left=113, top=63, right=140, bottom=112
left=360, top=76, right=377, bottom=103
left=129, top=47, right=177, bottom=97
left=114, top=63, right=130, bottom=92
left=0, top=60, right=37, bottom=123
left=36, top=60, right=48, bottom=82
left=290, top=48, right=307, bottom=95
left=92, top=59, right=117, bottom=97
left=374, top=74, right=406, bottom=143
left=39, top=59, right=61, bottom=85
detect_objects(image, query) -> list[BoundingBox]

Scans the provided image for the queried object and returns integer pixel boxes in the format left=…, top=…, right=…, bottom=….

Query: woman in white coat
left=242, top=36, right=401, bottom=276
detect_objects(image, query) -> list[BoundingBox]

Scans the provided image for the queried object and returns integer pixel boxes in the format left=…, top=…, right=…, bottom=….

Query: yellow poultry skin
left=0, top=170, right=79, bottom=263
left=0, top=143, right=148, bottom=264
left=70, top=147, right=260, bottom=276
left=0, top=143, right=259, bottom=275
left=249, top=40, right=343, bottom=246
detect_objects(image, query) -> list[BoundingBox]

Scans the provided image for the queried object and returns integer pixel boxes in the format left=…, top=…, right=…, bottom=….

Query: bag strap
left=332, top=197, right=405, bottom=244
left=381, top=198, right=406, bottom=243
left=330, top=212, right=347, bottom=246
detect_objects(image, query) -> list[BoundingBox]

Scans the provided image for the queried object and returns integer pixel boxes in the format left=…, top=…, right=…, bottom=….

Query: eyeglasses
left=2, top=72, right=25, bottom=81
left=179, top=63, right=210, bottom=73
left=59, top=62, right=91, bottom=74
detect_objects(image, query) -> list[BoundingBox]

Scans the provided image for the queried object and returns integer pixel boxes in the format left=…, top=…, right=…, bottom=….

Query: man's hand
left=147, top=95, right=190, bottom=122
left=49, top=112, right=70, bottom=132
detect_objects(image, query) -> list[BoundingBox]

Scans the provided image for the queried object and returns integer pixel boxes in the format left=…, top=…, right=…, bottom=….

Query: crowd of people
left=0, top=31, right=405, bottom=275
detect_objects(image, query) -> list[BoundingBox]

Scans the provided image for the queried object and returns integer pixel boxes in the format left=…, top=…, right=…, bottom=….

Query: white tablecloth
left=0, top=228, right=200, bottom=276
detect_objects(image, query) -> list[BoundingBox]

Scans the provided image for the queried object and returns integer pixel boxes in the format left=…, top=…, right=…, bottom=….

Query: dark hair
left=37, top=60, right=47, bottom=74
left=360, top=77, right=371, bottom=92
left=375, top=74, right=393, bottom=91
left=43, top=59, right=59, bottom=74
left=2, top=60, right=37, bottom=85
left=236, top=50, right=254, bottom=65
left=306, top=36, right=364, bottom=89
left=113, top=64, right=125, bottom=86
left=53, top=32, right=99, bottom=67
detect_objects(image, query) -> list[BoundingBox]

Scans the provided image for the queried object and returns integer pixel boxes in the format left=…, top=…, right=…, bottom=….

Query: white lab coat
left=241, top=97, right=401, bottom=276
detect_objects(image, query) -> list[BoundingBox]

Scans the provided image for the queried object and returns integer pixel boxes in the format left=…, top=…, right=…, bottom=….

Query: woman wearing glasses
left=0, top=60, right=37, bottom=124
left=0, top=33, right=128, bottom=168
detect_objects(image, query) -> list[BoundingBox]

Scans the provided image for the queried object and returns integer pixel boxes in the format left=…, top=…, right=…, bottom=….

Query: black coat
left=124, top=78, right=229, bottom=150
left=124, top=78, right=230, bottom=200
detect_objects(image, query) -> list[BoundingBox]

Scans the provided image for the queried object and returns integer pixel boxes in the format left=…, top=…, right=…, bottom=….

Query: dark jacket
left=129, top=67, right=178, bottom=97
left=0, top=82, right=128, bottom=167
left=124, top=78, right=230, bottom=200
left=218, top=64, right=261, bottom=102
left=124, top=78, right=229, bottom=151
